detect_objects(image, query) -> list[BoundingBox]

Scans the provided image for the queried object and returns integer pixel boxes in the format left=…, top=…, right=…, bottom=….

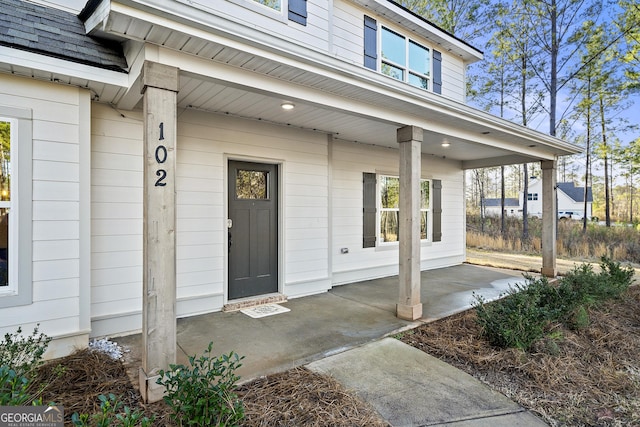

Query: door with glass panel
left=228, top=161, right=278, bottom=299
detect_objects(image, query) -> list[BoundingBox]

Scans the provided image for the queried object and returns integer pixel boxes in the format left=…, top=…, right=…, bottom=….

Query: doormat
left=240, top=303, right=291, bottom=319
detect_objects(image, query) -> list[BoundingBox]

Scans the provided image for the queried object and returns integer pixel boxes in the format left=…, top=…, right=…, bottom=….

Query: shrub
left=473, top=277, right=556, bottom=350
left=0, top=325, right=50, bottom=406
left=71, top=393, right=153, bottom=427
left=474, top=258, right=634, bottom=350
left=0, top=325, right=51, bottom=377
left=157, top=342, right=245, bottom=427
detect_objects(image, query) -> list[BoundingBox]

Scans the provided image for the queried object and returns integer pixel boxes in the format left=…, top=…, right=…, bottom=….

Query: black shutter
left=432, top=179, right=442, bottom=242
left=364, top=16, right=377, bottom=70
left=288, top=0, right=307, bottom=25
left=433, top=50, right=442, bottom=94
left=363, top=172, right=377, bottom=248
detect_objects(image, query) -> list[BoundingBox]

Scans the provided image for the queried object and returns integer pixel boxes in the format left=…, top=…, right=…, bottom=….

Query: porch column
left=140, top=61, right=179, bottom=403
left=541, top=160, right=557, bottom=277
left=397, top=125, right=423, bottom=320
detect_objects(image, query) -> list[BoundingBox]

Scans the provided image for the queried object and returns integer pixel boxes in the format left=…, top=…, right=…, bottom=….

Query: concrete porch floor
left=115, top=263, right=528, bottom=382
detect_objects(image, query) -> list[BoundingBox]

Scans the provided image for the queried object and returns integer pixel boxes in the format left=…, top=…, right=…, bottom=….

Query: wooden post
left=139, top=61, right=179, bottom=403
left=396, top=125, right=423, bottom=320
left=541, top=160, right=557, bottom=277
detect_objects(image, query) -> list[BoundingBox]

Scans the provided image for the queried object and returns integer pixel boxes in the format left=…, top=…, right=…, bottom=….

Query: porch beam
left=541, top=160, right=557, bottom=277
left=140, top=61, right=179, bottom=403
left=397, top=125, right=423, bottom=320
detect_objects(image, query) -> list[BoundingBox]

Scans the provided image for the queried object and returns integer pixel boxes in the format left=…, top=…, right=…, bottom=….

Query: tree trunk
left=600, top=96, right=611, bottom=226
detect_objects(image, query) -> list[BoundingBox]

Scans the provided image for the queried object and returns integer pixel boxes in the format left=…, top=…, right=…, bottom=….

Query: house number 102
left=155, top=122, right=168, bottom=187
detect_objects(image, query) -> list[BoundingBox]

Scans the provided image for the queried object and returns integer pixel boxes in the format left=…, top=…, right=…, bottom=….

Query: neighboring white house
left=0, top=0, right=580, bottom=396
left=484, top=179, right=593, bottom=219
left=525, top=179, right=593, bottom=220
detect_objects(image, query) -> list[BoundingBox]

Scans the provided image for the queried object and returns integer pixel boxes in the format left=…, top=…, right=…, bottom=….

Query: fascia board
left=0, top=45, right=129, bottom=87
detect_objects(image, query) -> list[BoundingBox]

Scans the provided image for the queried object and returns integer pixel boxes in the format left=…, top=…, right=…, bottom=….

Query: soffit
left=75, top=2, right=580, bottom=168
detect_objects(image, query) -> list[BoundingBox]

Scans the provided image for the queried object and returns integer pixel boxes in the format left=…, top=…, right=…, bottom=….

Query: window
left=528, top=193, right=538, bottom=201
left=381, top=28, right=430, bottom=90
left=363, top=173, right=441, bottom=247
left=247, top=0, right=307, bottom=25
left=0, top=106, right=32, bottom=308
left=379, top=176, right=430, bottom=243
left=252, top=0, right=281, bottom=11
left=364, top=16, right=441, bottom=93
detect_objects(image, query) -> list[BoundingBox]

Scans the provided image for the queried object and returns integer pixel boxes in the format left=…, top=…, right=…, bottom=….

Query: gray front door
left=228, top=161, right=278, bottom=299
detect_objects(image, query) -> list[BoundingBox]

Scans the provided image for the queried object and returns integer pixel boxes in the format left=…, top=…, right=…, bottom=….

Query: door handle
left=228, top=231, right=232, bottom=253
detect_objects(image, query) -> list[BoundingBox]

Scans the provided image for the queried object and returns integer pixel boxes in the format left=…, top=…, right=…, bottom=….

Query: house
left=484, top=198, right=521, bottom=217
left=0, top=0, right=580, bottom=401
left=525, top=179, right=593, bottom=220
left=484, top=179, right=593, bottom=219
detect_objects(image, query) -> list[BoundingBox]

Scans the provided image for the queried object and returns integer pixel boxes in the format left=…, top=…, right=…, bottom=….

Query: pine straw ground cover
left=30, top=286, right=639, bottom=426
left=32, top=351, right=388, bottom=426
left=400, top=285, right=640, bottom=426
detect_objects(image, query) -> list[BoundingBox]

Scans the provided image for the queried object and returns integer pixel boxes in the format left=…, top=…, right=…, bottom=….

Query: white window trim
left=228, top=0, right=288, bottom=22
left=0, top=106, right=33, bottom=308
left=377, top=174, right=431, bottom=246
left=379, top=25, right=432, bottom=91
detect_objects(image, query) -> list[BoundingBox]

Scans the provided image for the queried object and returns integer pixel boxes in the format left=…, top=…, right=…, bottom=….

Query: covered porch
left=116, top=263, right=528, bottom=381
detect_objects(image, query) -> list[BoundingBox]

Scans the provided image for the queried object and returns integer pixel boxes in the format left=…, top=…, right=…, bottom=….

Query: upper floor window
left=528, top=193, right=538, bottom=201
left=381, top=27, right=431, bottom=90
left=242, top=0, right=307, bottom=25
left=253, top=0, right=281, bottom=11
left=364, top=16, right=442, bottom=94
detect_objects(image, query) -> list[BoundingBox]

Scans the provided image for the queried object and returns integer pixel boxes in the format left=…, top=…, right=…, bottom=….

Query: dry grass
left=400, top=286, right=640, bottom=426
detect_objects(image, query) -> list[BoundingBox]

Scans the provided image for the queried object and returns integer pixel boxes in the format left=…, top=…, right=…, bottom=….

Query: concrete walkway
left=116, top=264, right=547, bottom=426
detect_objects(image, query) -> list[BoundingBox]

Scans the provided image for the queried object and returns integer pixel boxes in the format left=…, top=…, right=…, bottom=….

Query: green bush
left=473, top=277, right=556, bottom=350
left=71, top=393, right=153, bottom=427
left=157, top=342, right=245, bottom=427
left=0, top=325, right=50, bottom=405
left=0, top=325, right=51, bottom=377
left=474, top=258, right=635, bottom=350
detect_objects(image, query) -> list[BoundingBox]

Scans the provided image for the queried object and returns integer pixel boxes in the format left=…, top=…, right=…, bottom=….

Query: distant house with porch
left=0, top=0, right=580, bottom=400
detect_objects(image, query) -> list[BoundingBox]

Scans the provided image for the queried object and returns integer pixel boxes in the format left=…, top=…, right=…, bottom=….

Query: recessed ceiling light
left=281, top=102, right=295, bottom=110
left=441, top=141, right=451, bottom=148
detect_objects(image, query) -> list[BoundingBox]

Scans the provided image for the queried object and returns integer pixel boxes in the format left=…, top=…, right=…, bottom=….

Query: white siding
left=190, top=0, right=330, bottom=53
left=441, top=53, right=466, bottom=101
left=331, top=140, right=465, bottom=285
left=90, top=104, right=143, bottom=336
left=332, top=0, right=365, bottom=64
left=91, top=106, right=330, bottom=335
left=0, top=74, right=90, bottom=355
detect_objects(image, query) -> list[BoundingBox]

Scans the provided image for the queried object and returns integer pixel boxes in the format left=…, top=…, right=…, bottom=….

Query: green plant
left=0, top=365, right=43, bottom=406
left=473, top=276, right=555, bottom=350
left=0, top=325, right=51, bottom=377
left=157, top=342, right=245, bottom=427
left=474, top=258, right=635, bottom=351
left=71, top=393, right=153, bottom=427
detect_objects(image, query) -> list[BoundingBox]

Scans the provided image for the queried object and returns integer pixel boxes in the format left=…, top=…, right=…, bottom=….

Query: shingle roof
left=0, top=0, right=127, bottom=72
left=558, top=182, right=593, bottom=203
left=484, top=198, right=520, bottom=207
